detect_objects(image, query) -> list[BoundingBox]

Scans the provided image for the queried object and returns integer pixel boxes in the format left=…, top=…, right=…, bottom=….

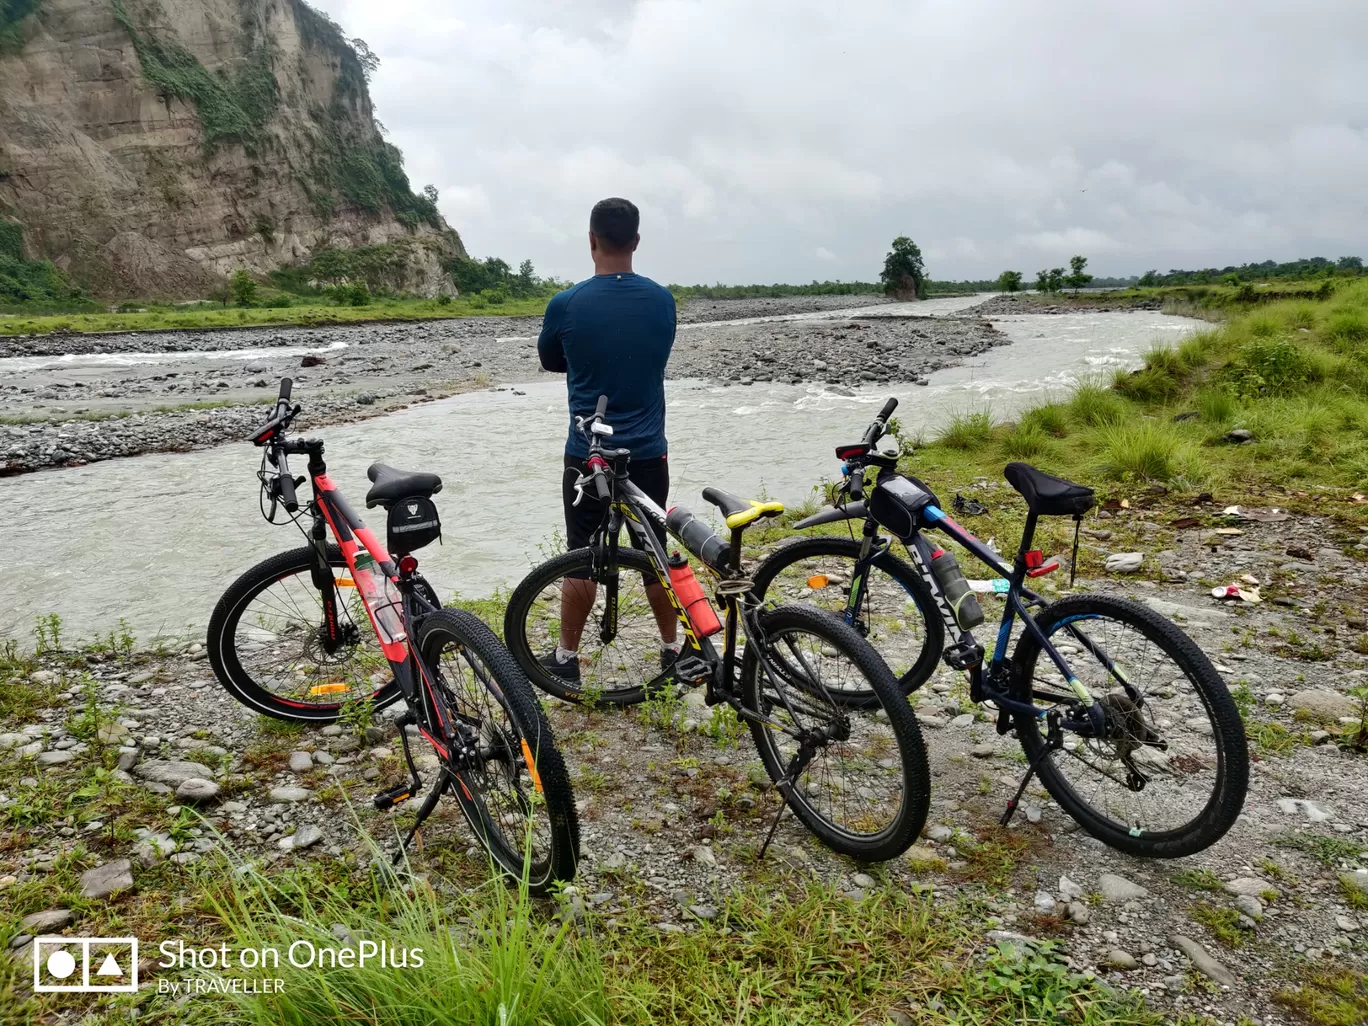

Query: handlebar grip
left=277, top=472, right=299, bottom=513
left=877, top=396, right=898, bottom=421
left=279, top=377, right=293, bottom=402
left=592, top=468, right=611, bottom=501
left=594, top=394, right=609, bottom=418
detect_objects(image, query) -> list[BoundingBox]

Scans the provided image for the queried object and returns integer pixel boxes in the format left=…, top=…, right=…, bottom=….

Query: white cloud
left=309, top=0, right=1368, bottom=282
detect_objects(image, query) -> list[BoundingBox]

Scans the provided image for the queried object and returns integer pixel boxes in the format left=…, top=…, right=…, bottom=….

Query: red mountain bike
left=207, top=379, right=578, bottom=891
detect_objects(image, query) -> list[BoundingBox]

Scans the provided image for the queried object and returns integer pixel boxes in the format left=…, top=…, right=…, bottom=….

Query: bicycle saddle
left=1003, top=462, right=1095, bottom=517
left=365, top=463, right=443, bottom=509
left=701, top=486, right=785, bottom=530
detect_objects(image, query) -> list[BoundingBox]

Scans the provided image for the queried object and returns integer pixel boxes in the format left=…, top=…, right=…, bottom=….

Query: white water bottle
left=352, top=551, right=407, bottom=644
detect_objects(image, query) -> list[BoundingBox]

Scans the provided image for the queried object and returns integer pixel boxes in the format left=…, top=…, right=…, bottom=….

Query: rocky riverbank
left=972, top=293, right=1166, bottom=316
left=2, top=501, right=1366, bottom=1022
left=0, top=298, right=1004, bottom=474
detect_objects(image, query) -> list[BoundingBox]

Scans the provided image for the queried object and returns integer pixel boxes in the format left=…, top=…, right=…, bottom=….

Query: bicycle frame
left=275, top=439, right=463, bottom=761
left=588, top=467, right=827, bottom=739
left=839, top=497, right=1127, bottom=731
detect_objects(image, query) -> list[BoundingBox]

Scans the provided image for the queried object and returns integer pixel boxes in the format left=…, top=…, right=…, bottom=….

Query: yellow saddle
left=702, top=486, right=785, bottom=529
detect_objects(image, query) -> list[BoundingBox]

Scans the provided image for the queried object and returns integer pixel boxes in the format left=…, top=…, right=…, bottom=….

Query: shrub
left=937, top=410, right=994, bottom=450
left=1067, top=382, right=1128, bottom=426
left=1196, top=388, right=1238, bottom=424
left=1001, top=423, right=1051, bottom=460
left=1020, top=403, right=1070, bottom=438
left=229, top=269, right=259, bottom=306
left=1095, top=422, right=1195, bottom=482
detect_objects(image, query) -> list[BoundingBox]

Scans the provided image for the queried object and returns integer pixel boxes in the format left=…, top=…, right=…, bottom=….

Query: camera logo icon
left=33, top=936, right=139, bottom=993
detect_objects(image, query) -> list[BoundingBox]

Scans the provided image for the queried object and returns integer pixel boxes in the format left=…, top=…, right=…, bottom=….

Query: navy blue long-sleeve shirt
left=537, top=272, right=676, bottom=459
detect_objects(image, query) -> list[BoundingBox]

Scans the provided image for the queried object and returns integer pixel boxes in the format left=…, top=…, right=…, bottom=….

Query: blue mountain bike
left=751, top=398, right=1249, bottom=857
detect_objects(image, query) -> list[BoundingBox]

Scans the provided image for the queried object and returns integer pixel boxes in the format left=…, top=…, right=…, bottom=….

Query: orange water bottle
left=667, top=552, right=722, bottom=637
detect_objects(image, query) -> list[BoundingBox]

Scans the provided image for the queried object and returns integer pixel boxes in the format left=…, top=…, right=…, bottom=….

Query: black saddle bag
left=386, top=494, right=442, bottom=555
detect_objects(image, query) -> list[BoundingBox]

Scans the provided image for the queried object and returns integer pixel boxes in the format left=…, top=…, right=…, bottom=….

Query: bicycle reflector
left=807, top=574, right=830, bottom=589
left=1024, top=550, right=1060, bottom=578
left=309, top=682, right=350, bottom=696
left=398, top=554, right=419, bottom=574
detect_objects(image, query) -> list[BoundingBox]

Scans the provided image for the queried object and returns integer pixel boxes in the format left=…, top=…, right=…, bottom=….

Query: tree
left=351, top=38, right=380, bottom=81
left=308, top=248, right=350, bottom=286
left=229, top=268, right=258, bottom=306
left=1064, top=255, right=1093, bottom=293
left=1337, top=255, right=1363, bottom=271
left=514, top=259, right=537, bottom=297
left=422, top=184, right=439, bottom=205
left=997, top=270, right=1023, bottom=293
left=879, top=236, right=926, bottom=299
left=1034, top=269, right=1051, bottom=293
left=1035, top=268, right=1065, bottom=294
left=1138, top=269, right=1159, bottom=287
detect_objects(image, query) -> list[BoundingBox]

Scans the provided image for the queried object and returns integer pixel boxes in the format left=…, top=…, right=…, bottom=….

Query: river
left=0, top=309, right=1199, bottom=642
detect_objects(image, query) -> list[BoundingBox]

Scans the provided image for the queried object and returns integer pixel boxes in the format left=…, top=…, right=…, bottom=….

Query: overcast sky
left=310, top=0, right=1367, bottom=285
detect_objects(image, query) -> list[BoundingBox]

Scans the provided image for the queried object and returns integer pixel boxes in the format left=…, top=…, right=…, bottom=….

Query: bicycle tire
left=750, top=534, right=945, bottom=707
left=1012, top=593, right=1249, bottom=858
left=741, top=603, right=930, bottom=861
left=504, top=546, right=672, bottom=706
left=208, top=545, right=403, bottom=722
left=416, top=609, right=580, bottom=893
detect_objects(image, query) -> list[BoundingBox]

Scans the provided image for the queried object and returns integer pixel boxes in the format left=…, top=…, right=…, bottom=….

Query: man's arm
left=537, top=292, right=567, bottom=373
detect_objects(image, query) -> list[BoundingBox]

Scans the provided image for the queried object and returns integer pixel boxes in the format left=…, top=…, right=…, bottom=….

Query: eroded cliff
left=0, top=0, right=464, bottom=297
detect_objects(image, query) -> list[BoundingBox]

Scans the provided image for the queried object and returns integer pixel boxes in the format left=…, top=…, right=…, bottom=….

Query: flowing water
left=0, top=310, right=1199, bottom=641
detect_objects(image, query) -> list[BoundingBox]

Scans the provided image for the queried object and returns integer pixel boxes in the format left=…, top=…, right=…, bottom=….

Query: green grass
left=938, top=410, right=995, bottom=450
left=1172, top=868, right=1224, bottom=892
left=1275, top=969, right=1368, bottom=1026
left=1189, top=902, right=1248, bottom=948
left=911, top=277, right=1368, bottom=499
left=0, top=294, right=551, bottom=336
left=1274, top=832, right=1366, bottom=866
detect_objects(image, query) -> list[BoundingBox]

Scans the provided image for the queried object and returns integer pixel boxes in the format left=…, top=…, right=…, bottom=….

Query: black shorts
left=562, top=453, right=669, bottom=551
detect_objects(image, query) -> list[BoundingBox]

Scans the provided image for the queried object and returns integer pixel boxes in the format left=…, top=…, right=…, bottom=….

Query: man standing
left=537, top=197, right=678, bottom=682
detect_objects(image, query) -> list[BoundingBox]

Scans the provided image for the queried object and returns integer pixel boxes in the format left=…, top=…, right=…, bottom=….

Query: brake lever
left=572, top=474, right=588, bottom=507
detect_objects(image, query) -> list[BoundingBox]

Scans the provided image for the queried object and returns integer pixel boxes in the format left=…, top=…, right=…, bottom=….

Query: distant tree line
left=1135, top=256, right=1363, bottom=287
left=442, top=256, right=569, bottom=303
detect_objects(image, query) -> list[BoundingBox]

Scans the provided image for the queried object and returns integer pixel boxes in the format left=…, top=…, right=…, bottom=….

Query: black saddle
left=365, top=463, right=442, bottom=509
left=1003, top=462, right=1095, bottom=517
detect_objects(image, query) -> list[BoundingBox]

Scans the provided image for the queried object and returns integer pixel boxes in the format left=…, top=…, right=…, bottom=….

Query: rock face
left=0, top=0, right=465, bottom=297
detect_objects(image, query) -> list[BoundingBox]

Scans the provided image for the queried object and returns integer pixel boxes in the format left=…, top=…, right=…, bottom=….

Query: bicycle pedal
left=372, top=782, right=418, bottom=810
left=672, top=655, right=710, bottom=685
left=942, top=642, right=984, bottom=672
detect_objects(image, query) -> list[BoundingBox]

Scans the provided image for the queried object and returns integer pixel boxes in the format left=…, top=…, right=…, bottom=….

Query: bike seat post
left=1013, top=511, right=1040, bottom=575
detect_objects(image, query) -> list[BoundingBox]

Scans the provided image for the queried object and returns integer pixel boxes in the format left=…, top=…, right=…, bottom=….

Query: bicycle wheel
left=504, top=546, right=673, bottom=706
left=741, top=604, right=930, bottom=861
left=208, top=545, right=402, bottom=722
left=416, top=609, right=579, bottom=893
left=750, top=535, right=944, bottom=707
left=1012, top=594, right=1248, bottom=857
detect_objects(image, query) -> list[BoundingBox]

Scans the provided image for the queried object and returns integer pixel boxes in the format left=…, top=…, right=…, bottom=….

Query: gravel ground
left=0, top=298, right=1003, bottom=474
left=972, top=293, right=1165, bottom=316
left=4, top=501, right=1366, bottom=1022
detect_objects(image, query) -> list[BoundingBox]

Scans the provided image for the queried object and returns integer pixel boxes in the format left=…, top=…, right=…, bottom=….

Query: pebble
left=22, top=909, right=73, bottom=932
left=269, top=787, right=314, bottom=803
left=1171, top=934, right=1236, bottom=987
left=949, top=713, right=974, bottom=729
left=1104, top=552, right=1143, bottom=573
left=176, top=778, right=221, bottom=802
left=289, top=751, right=314, bottom=773
left=1099, top=873, right=1148, bottom=902
left=80, top=859, right=134, bottom=899
left=291, top=824, right=324, bottom=849
left=1106, top=949, right=1138, bottom=970
left=35, top=751, right=74, bottom=767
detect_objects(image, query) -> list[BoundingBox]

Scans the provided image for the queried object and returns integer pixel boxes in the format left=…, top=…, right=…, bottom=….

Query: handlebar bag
left=387, top=495, right=442, bottom=555
left=867, top=473, right=942, bottom=539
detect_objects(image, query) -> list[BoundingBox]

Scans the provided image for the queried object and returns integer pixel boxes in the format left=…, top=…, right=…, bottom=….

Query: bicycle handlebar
left=860, top=396, right=898, bottom=448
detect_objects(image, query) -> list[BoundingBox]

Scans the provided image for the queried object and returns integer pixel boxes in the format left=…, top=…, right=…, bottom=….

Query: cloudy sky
left=310, top=0, right=1367, bottom=285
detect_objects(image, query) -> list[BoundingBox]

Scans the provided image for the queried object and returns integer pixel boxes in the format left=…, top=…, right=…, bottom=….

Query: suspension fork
left=307, top=505, right=347, bottom=654
left=841, top=518, right=882, bottom=630
left=598, top=505, right=622, bottom=644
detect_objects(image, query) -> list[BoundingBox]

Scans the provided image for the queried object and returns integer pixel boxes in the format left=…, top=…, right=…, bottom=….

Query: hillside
left=0, top=0, right=465, bottom=298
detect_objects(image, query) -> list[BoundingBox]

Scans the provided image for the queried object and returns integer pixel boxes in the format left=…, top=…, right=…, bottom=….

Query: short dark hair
left=589, top=197, right=639, bottom=250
